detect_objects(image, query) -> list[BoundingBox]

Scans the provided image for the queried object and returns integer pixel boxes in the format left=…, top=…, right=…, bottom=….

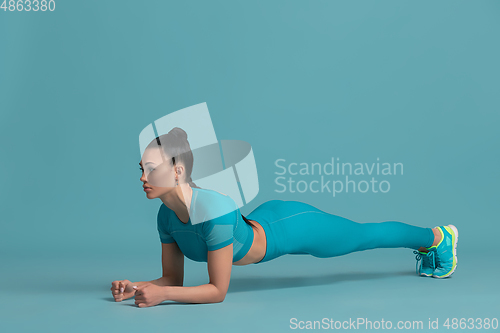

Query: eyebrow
left=138, top=162, right=155, bottom=166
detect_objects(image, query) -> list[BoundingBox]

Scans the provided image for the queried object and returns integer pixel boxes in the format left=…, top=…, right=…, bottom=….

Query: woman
left=111, top=127, right=459, bottom=307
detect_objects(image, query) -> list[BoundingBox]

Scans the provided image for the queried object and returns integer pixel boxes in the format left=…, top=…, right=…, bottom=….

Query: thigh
left=248, top=200, right=330, bottom=262
left=273, top=203, right=362, bottom=257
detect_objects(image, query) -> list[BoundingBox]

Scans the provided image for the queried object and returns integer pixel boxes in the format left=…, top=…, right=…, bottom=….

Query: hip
left=232, top=219, right=267, bottom=265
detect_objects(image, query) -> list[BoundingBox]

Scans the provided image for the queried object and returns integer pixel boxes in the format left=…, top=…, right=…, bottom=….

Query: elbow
left=207, top=282, right=227, bottom=303
left=215, top=295, right=225, bottom=303
left=212, top=287, right=227, bottom=303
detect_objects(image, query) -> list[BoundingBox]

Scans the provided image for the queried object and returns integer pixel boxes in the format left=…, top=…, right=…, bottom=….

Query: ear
left=176, top=165, right=185, bottom=177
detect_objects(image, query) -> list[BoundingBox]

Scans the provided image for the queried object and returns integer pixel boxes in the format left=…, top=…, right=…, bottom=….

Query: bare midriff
left=232, top=219, right=267, bottom=266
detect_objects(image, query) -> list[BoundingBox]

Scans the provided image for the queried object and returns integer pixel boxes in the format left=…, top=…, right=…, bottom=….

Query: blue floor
left=1, top=247, right=497, bottom=333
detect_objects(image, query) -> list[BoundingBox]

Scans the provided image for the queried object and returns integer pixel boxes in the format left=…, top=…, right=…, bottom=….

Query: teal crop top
left=157, top=187, right=255, bottom=263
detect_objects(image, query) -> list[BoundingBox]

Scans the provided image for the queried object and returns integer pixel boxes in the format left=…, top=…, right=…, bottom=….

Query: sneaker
left=413, top=249, right=436, bottom=277
left=426, top=225, right=459, bottom=278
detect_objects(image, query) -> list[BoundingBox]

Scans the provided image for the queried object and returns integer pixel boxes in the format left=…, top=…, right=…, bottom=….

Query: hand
left=110, top=279, right=136, bottom=302
left=133, top=283, right=167, bottom=308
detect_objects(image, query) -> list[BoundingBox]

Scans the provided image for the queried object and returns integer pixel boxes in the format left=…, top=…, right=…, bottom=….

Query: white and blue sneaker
left=413, top=249, right=436, bottom=277
left=427, top=225, right=459, bottom=278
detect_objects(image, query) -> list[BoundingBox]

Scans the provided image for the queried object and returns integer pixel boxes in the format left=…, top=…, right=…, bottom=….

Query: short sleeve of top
left=201, top=207, right=237, bottom=251
left=157, top=205, right=175, bottom=244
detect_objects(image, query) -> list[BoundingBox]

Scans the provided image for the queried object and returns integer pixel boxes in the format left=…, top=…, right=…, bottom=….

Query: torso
left=233, top=219, right=267, bottom=265
left=164, top=187, right=267, bottom=265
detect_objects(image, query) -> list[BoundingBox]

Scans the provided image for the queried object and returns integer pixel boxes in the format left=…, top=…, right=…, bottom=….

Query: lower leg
left=300, top=218, right=436, bottom=257
left=418, top=228, right=442, bottom=253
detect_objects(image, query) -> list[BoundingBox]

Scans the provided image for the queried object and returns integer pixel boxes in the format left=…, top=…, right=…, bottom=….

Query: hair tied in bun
left=170, top=127, right=187, bottom=140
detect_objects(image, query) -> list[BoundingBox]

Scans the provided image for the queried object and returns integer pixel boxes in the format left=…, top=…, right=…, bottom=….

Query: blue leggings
left=246, top=200, right=435, bottom=264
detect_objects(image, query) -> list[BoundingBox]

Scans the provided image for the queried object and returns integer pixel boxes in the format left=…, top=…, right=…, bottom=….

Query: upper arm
left=202, top=204, right=237, bottom=301
left=158, top=206, right=184, bottom=283
left=161, top=242, right=184, bottom=285
left=207, top=243, right=233, bottom=302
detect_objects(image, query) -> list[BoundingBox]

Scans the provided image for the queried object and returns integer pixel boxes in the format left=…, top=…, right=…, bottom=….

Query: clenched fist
left=110, top=279, right=136, bottom=302
left=133, top=283, right=168, bottom=308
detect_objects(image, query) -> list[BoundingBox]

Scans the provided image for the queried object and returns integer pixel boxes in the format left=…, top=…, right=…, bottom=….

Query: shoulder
left=193, top=188, right=239, bottom=228
left=157, top=203, right=171, bottom=225
left=194, top=188, right=236, bottom=208
left=158, top=202, right=170, bottom=216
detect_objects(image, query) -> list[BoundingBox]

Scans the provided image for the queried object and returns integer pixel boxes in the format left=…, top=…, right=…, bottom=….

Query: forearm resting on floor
left=163, top=283, right=225, bottom=304
left=133, top=275, right=183, bottom=287
left=132, top=279, right=223, bottom=304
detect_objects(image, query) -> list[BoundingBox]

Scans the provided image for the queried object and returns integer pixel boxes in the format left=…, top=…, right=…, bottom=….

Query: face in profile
left=139, top=147, right=177, bottom=198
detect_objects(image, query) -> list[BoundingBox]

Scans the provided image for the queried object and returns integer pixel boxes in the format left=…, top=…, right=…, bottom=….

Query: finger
left=111, top=281, right=120, bottom=289
left=119, top=282, right=124, bottom=294
left=111, top=285, right=122, bottom=295
left=135, top=290, right=145, bottom=297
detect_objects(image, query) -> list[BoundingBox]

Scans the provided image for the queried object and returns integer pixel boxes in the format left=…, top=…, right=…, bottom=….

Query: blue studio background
left=1, top=1, right=499, bottom=332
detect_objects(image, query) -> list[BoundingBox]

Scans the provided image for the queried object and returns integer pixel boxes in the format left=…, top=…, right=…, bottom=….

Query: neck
left=160, top=184, right=193, bottom=223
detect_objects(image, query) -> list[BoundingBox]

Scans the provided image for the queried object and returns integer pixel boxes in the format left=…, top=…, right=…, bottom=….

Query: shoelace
left=413, top=250, right=436, bottom=275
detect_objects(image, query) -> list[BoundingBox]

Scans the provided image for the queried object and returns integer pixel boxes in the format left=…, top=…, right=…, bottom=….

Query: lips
left=143, top=186, right=152, bottom=189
